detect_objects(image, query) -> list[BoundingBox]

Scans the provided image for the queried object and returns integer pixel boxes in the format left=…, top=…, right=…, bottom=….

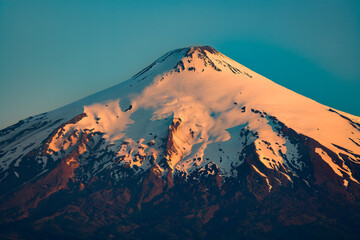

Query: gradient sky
left=1, top=0, right=359, bottom=129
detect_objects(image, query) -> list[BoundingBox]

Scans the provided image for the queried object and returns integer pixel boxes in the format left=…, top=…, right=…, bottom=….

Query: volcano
left=1, top=46, right=360, bottom=239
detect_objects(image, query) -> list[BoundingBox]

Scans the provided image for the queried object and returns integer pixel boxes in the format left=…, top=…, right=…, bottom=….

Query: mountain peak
left=185, top=45, right=219, bottom=55
left=129, top=45, right=244, bottom=83
left=169, top=45, right=219, bottom=55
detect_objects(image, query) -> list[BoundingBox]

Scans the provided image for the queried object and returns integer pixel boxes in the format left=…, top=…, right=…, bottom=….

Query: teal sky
left=1, top=0, right=359, bottom=129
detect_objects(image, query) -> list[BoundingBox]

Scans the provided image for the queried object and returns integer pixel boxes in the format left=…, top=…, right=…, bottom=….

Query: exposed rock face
left=0, top=46, right=360, bottom=239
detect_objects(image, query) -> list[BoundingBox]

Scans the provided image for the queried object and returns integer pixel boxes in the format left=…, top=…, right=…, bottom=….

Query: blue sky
left=1, top=0, right=359, bottom=129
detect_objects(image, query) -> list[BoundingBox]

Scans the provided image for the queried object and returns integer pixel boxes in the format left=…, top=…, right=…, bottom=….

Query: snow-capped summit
left=0, top=46, right=360, bottom=239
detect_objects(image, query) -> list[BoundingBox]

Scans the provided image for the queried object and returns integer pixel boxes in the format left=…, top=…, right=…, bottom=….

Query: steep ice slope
left=0, top=46, right=359, bottom=191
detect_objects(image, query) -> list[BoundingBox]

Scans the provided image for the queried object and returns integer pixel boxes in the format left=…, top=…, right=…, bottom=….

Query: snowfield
left=1, top=46, right=359, bottom=187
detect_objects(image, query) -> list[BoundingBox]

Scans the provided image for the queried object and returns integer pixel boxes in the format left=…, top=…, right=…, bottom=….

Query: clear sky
left=1, top=0, right=359, bottom=129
